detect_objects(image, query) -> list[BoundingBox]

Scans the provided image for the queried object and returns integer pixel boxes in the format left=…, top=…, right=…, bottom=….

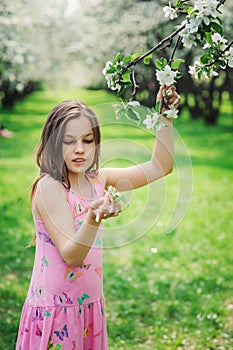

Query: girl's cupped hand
left=89, top=193, right=122, bottom=222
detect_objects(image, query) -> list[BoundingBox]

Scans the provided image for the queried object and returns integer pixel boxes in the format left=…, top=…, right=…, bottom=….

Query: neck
left=68, top=172, right=86, bottom=188
left=68, top=171, right=94, bottom=199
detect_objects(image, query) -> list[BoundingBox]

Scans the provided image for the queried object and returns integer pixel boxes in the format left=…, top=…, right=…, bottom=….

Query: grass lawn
left=0, top=89, right=232, bottom=349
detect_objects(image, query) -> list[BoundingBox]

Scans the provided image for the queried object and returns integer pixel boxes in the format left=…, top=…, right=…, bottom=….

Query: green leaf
left=122, top=55, right=132, bottom=63
left=122, top=72, right=132, bottom=83
left=117, top=84, right=125, bottom=96
left=131, top=53, right=140, bottom=61
left=211, top=21, right=223, bottom=35
left=197, top=70, right=202, bottom=80
left=116, top=64, right=123, bottom=73
left=155, top=100, right=161, bottom=113
left=156, top=57, right=167, bottom=70
left=176, top=71, right=183, bottom=79
left=200, top=54, right=212, bottom=65
left=205, top=32, right=213, bottom=45
left=161, top=57, right=167, bottom=67
left=106, top=66, right=116, bottom=74
left=171, top=59, right=185, bottom=70
left=143, top=54, right=153, bottom=65
left=120, top=80, right=132, bottom=86
left=114, top=52, right=123, bottom=63
left=126, top=108, right=141, bottom=122
left=143, top=57, right=150, bottom=65
left=155, top=60, right=163, bottom=70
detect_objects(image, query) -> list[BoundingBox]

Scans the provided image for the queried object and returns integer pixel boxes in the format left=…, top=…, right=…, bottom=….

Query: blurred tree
left=0, top=0, right=69, bottom=108
left=0, top=1, right=37, bottom=107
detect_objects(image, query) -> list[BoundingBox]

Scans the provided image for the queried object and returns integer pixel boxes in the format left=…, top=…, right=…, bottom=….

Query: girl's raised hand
left=157, top=84, right=180, bottom=113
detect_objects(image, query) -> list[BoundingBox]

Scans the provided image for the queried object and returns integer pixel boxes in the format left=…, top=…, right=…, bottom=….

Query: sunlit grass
left=0, top=89, right=232, bottom=349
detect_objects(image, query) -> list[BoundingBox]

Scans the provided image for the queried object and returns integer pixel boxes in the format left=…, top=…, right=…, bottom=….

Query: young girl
left=16, top=84, right=180, bottom=350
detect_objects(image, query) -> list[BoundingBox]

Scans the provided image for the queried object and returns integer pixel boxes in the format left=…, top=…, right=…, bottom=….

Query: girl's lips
left=72, top=158, right=86, bottom=166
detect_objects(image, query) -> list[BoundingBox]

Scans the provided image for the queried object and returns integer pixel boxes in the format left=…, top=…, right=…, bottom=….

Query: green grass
left=0, top=89, right=233, bottom=349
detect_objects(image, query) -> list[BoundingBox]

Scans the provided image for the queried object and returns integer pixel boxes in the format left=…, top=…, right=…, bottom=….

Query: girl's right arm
left=33, top=175, right=119, bottom=266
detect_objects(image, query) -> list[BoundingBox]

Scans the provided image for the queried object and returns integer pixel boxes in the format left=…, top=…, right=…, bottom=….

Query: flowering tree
left=102, top=0, right=233, bottom=129
left=0, top=0, right=69, bottom=108
left=0, top=1, right=36, bottom=107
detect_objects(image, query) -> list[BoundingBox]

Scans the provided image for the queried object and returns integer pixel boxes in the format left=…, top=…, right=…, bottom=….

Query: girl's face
left=62, top=116, right=96, bottom=176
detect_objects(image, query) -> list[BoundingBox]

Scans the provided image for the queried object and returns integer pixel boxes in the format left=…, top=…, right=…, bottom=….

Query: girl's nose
left=74, top=140, right=84, bottom=153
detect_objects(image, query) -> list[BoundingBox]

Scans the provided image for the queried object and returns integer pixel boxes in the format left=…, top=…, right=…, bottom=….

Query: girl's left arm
left=99, top=85, right=179, bottom=191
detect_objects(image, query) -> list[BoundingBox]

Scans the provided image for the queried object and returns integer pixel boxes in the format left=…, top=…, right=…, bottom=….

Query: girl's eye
left=63, top=140, right=74, bottom=145
left=63, top=139, right=94, bottom=145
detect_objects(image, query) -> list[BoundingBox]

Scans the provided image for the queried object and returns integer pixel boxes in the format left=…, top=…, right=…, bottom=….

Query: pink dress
left=16, top=173, right=108, bottom=350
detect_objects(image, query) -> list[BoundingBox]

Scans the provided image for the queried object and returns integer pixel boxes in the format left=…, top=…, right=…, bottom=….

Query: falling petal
left=151, top=247, right=158, bottom=254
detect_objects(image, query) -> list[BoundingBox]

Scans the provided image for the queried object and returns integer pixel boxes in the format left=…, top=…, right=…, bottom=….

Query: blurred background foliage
left=0, top=0, right=233, bottom=122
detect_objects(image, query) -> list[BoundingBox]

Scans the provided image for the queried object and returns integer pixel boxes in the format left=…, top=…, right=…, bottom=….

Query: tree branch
left=129, top=66, right=138, bottom=101
left=169, top=36, right=181, bottom=65
left=205, top=40, right=233, bottom=68
left=124, top=23, right=186, bottom=71
left=216, top=0, right=227, bottom=11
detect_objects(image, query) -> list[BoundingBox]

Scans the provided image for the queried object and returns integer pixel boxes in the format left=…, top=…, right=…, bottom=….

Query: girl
left=16, top=85, right=180, bottom=349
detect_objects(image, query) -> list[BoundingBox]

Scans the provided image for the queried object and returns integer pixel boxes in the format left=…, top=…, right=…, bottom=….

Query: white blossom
left=155, top=65, right=177, bottom=86
left=186, top=17, right=201, bottom=34
left=163, top=3, right=178, bottom=20
left=204, top=33, right=228, bottom=50
left=164, top=108, right=179, bottom=119
left=102, top=61, right=113, bottom=77
left=181, top=33, right=197, bottom=48
left=212, top=33, right=227, bottom=45
left=187, top=0, right=219, bottom=28
left=143, top=114, right=157, bottom=129
left=188, top=60, right=203, bottom=79
left=189, top=60, right=219, bottom=80
left=102, top=61, right=120, bottom=90
left=193, top=0, right=219, bottom=19
left=179, top=19, right=200, bottom=48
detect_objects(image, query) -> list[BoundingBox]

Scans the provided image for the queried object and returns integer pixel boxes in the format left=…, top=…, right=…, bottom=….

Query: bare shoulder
left=36, top=174, right=64, bottom=196
left=33, top=175, right=66, bottom=216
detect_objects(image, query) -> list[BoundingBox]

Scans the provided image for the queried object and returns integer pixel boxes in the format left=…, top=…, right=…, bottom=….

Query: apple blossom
left=163, top=3, right=178, bottom=21
left=164, top=108, right=179, bottom=119
left=143, top=114, right=157, bottom=130
left=180, top=32, right=197, bottom=49
left=155, top=65, right=177, bottom=86
left=193, top=0, right=219, bottom=18
left=186, top=18, right=201, bottom=34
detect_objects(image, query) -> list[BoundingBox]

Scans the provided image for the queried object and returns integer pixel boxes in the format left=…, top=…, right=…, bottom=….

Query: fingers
left=165, top=87, right=180, bottom=109
left=89, top=193, right=122, bottom=222
left=157, top=84, right=180, bottom=112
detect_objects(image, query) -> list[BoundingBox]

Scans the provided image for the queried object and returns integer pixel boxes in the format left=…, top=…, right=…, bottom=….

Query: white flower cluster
left=193, top=0, right=219, bottom=24
left=102, top=61, right=120, bottom=91
left=189, top=32, right=233, bottom=79
left=143, top=112, right=165, bottom=131
left=143, top=106, right=178, bottom=131
left=162, top=0, right=233, bottom=80
left=203, top=32, right=228, bottom=51
left=178, top=0, right=220, bottom=48
left=163, top=2, right=178, bottom=20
